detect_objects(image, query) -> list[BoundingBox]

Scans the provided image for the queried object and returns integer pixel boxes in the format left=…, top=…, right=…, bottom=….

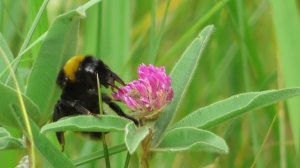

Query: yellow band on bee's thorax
left=63, top=55, right=85, bottom=82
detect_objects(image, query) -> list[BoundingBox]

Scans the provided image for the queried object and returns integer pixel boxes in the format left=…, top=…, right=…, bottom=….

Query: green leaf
left=172, top=88, right=300, bottom=129
left=125, top=123, right=149, bottom=154
left=26, top=0, right=102, bottom=126
left=270, top=0, right=300, bottom=156
left=0, top=82, right=40, bottom=128
left=153, top=127, right=228, bottom=154
left=152, top=25, right=215, bottom=145
left=41, top=115, right=131, bottom=134
left=0, top=127, right=25, bottom=150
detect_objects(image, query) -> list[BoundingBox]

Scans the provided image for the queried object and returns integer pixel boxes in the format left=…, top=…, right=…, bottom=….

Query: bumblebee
left=53, top=55, right=138, bottom=150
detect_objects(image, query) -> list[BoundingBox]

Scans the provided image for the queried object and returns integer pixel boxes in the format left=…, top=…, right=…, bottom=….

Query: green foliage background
left=1, top=0, right=300, bottom=167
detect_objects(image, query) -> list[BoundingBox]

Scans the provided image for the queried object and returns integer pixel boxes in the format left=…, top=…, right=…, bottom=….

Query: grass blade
left=270, top=0, right=300, bottom=157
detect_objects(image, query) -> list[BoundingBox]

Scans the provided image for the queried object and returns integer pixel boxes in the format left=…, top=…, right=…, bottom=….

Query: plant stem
left=97, top=74, right=111, bottom=168
left=102, top=135, right=111, bottom=168
left=141, top=130, right=153, bottom=168
left=124, top=151, right=131, bottom=168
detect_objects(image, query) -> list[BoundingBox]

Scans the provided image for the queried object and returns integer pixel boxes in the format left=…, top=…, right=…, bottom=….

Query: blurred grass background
left=1, top=0, right=300, bottom=167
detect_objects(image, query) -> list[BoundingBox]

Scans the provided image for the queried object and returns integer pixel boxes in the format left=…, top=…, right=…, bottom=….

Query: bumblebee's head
left=57, top=55, right=125, bottom=91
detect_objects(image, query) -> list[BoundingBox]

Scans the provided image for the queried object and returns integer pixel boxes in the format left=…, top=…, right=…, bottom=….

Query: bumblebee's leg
left=53, top=101, right=66, bottom=151
left=101, top=93, right=139, bottom=125
left=56, top=99, right=102, bottom=142
left=60, top=99, right=98, bottom=116
left=54, top=99, right=95, bottom=151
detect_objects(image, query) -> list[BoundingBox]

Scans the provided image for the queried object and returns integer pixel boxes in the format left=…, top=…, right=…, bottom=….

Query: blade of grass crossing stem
left=0, top=47, right=36, bottom=167
left=97, top=74, right=110, bottom=168
left=73, top=144, right=127, bottom=166
left=152, top=25, right=215, bottom=146
left=270, top=0, right=300, bottom=158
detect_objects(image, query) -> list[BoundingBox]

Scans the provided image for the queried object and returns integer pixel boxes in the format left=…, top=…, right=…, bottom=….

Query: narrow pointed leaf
left=41, top=115, right=131, bottom=134
left=153, top=25, right=215, bottom=145
left=153, top=127, right=228, bottom=154
left=125, top=123, right=149, bottom=154
left=172, top=88, right=300, bottom=129
left=270, top=0, right=300, bottom=156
